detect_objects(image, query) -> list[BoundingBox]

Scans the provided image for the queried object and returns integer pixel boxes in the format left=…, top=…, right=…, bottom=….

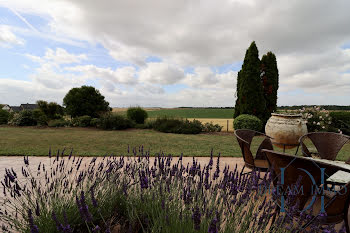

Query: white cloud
left=66, top=64, right=137, bottom=85
left=183, top=67, right=236, bottom=90
left=44, top=48, right=87, bottom=65
left=2, top=0, right=350, bottom=106
left=0, top=25, right=24, bottom=46
left=138, top=62, right=185, bottom=85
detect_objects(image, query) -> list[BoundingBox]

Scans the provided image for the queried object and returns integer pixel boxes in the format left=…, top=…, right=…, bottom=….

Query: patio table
left=302, top=157, right=350, bottom=173
left=302, top=156, right=350, bottom=185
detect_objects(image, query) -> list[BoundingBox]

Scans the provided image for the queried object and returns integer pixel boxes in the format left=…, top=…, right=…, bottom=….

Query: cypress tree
left=234, top=42, right=267, bottom=120
left=234, top=70, right=242, bottom=118
left=261, top=52, right=279, bottom=122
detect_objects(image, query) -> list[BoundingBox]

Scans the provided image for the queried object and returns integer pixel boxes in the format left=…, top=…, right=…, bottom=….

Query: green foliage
left=202, top=122, right=223, bottom=132
left=37, top=100, right=64, bottom=119
left=0, top=109, right=10, bottom=125
left=233, top=114, right=263, bottom=132
left=90, top=118, right=101, bottom=127
left=9, top=110, right=37, bottom=126
left=72, top=115, right=92, bottom=127
left=32, top=109, right=48, bottom=126
left=63, top=86, right=110, bottom=118
left=152, top=117, right=203, bottom=134
left=330, top=111, right=350, bottom=135
left=99, top=113, right=134, bottom=130
left=234, top=42, right=267, bottom=121
left=261, top=52, right=279, bottom=122
left=127, top=107, right=148, bottom=124
left=234, top=71, right=242, bottom=118
left=48, top=119, right=69, bottom=127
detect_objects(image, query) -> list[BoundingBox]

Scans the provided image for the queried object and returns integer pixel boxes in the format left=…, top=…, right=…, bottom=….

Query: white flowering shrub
left=299, top=106, right=336, bottom=132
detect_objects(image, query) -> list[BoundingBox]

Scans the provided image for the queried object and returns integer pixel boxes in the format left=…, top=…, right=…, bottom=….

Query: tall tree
left=261, top=52, right=279, bottom=122
left=63, top=86, right=110, bottom=118
left=234, top=70, right=242, bottom=118
left=234, top=42, right=267, bottom=120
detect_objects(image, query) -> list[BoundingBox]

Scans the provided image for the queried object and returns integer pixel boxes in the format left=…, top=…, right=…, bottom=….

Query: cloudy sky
left=0, top=0, right=350, bottom=107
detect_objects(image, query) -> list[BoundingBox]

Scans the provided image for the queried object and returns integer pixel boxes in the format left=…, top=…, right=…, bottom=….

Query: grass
left=0, top=126, right=236, bottom=157
left=0, top=126, right=349, bottom=161
left=115, top=108, right=235, bottom=119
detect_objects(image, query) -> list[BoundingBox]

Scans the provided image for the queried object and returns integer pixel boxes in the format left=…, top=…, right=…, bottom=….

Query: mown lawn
left=0, top=126, right=349, bottom=161
left=0, top=126, right=238, bottom=157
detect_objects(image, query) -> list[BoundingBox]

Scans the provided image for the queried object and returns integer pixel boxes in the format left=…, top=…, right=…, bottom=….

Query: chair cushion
left=254, top=159, right=269, bottom=169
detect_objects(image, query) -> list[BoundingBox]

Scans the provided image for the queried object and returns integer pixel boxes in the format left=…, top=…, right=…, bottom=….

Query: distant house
left=2, top=104, right=10, bottom=111
left=10, top=106, right=22, bottom=112
left=2, top=103, right=38, bottom=113
left=20, top=103, right=39, bottom=111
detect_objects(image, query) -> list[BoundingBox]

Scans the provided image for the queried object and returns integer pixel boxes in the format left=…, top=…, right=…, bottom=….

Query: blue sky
left=1, top=1, right=350, bottom=107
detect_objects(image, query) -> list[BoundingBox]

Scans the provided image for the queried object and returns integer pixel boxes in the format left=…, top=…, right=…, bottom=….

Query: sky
left=0, top=0, right=350, bottom=107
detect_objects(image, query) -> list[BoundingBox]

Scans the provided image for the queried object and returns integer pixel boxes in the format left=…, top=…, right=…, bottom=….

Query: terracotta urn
left=265, top=113, right=308, bottom=149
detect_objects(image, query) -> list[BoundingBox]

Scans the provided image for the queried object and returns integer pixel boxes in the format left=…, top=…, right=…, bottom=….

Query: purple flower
left=208, top=217, right=218, bottom=233
left=35, top=201, right=40, bottom=216
left=139, top=171, right=149, bottom=189
left=90, top=187, right=98, bottom=208
left=92, top=225, right=101, bottom=233
left=28, top=209, right=39, bottom=233
left=76, top=191, right=93, bottom=223
left=52, top=211, right=64, bottom=232
left=192, top=206, right=201, bottom=231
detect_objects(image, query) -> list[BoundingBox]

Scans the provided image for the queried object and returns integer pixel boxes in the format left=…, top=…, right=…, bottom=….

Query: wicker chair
left=299, top=132, right=350, bottom=160
left=263, top=149, right=350, bottom=232
left=234, top=129, right=273, bottom=173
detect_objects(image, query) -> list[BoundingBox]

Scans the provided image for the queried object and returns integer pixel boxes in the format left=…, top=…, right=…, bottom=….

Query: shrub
left=32, top=109, right=48, bottom=126
left=48, top=119, right=69, bottom=127
left=99, top=113, right=134, bottom=130
left=202, top=122, right=223, bottom=132
left=72, top=115, right=92, bottom=127
left=37, top=100, right=64, bottom=119
left=233, top=114, right=263, bottom=131
left=9, top=110, right=37, bottom=126
left=152, top=116, right=203, bottom=134
left=90, top=118, right=101, bottom=127
left=0, top=109, right=10, bottom=124
left=299, top=106, right=332, bottom=132
left=330, top=111, right=350, bottom=135
left=127, top=107, right=148, bottom=124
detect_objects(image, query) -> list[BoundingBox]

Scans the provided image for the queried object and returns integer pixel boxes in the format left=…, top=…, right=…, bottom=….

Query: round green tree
left=63, top=86, right=110, bottom=118
left=127, top=107, right=148, bottom=124
left=235, top=42, right=267, bottom=120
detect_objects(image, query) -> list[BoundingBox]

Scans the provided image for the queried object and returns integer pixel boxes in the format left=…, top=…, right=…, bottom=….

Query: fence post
left=227, top=120, right=229, bottom=132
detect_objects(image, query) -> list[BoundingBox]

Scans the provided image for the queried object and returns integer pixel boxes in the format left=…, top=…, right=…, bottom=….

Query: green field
left=146, top=108, right=234, bottom=119
left=0, top=126, right=349, bottom=161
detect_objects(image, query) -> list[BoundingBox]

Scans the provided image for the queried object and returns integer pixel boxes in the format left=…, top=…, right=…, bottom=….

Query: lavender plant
left=0, top=148, right=346, bottom=232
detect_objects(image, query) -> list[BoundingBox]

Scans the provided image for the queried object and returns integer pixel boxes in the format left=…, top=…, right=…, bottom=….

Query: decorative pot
left=265, top=113, right=307, bottom=149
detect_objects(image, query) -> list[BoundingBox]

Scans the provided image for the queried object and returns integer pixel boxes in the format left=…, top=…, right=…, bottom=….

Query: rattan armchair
left=299, top=132, right=350, bottom=160
left=234, top=129, right=273, bottom=173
